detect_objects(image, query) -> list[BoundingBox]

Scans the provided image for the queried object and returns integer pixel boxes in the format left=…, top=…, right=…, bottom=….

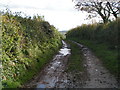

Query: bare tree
left=73, top=0, right=120, bottom=23
left=106, top=2, right=120, bottom=19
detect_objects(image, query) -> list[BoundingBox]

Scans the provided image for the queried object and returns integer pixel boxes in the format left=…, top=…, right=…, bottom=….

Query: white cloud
left=0, top=0, right=89, bottom=31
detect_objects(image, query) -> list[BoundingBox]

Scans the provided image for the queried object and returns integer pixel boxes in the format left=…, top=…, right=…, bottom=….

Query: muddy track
left=22, top=40, right=71, bottom=88
left=72, top=41, right=118, bottom=88
left=23, top=40, right=118, bottom=88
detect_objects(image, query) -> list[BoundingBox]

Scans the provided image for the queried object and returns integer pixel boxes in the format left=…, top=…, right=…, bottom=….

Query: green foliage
left=2, top=10, right=62, bottom=88
left=67, top=19, right=119, bottom=47
left=2, top=80, right=21, bottom=88
left=66, top=19, right=119, bottom=78
left=66, top=41, right=84, bottom=72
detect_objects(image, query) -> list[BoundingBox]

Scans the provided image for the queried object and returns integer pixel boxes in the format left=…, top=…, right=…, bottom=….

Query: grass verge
left=67, top=38, right=119, bottom=78
left=65, top=41, right=84, bottom=73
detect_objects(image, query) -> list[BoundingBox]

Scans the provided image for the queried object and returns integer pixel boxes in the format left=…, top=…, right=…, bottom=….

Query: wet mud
left=23, top=40, right=118, bottom=88
left=72, top=41, right=118, bottom=88
left=23, top=40, right=71, bottom=88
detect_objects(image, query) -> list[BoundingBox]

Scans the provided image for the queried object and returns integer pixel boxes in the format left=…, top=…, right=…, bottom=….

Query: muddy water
left=36, top=40, right=71, bottom=88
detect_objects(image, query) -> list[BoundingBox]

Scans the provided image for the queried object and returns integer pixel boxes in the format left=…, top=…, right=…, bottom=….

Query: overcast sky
left=0, top=0, right=100, bottom=31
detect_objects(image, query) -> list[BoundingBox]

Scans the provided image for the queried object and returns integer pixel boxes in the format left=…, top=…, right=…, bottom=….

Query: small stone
left=100, top=81, right=102, bottom=83
left=103, top=81, right=106, bottom=83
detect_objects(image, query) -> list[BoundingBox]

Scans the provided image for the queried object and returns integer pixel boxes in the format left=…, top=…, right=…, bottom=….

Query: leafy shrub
left=2, top=10, right=62, bottom=88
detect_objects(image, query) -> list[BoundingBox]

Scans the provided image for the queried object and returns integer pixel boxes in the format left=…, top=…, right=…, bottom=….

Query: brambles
left=2, top=11, right=62, bottom=88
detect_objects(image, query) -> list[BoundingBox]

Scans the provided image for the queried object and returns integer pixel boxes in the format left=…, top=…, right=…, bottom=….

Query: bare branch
left=73, top=0, right=120, bottom=23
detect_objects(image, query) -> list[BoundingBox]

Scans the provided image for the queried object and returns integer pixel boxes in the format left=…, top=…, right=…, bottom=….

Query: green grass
left=66, top=19, right=119, bottom=80
left=67, top=38, right=119, bottom=77
left=2, top=80, right=21, bottom=88
left=65, top=41, right=84, bottom=73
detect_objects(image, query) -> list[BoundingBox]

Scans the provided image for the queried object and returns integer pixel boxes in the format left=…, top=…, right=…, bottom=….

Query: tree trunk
left=98, top=11, right=109, bottom=23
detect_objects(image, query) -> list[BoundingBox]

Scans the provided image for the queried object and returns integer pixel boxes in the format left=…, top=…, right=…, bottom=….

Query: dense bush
left=67, top=19, right=119, bottom=48
left=1, top=11, right=62, bottom=88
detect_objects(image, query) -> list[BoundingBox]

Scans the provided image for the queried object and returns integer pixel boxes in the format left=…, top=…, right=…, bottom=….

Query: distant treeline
left=2, top=10, right=62, bottom=88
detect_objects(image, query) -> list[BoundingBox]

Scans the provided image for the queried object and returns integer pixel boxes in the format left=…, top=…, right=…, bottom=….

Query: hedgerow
left=1, top=10, right=62, bottom=88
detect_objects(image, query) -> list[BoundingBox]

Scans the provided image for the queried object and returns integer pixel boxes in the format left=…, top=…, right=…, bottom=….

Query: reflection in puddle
left=59, top=40, right=71, bottom=56
left=37, top=84, right=46, bottom=88
left=59, top=48, right=71, bottom=56
left=36, top=40, right=71, bottom=88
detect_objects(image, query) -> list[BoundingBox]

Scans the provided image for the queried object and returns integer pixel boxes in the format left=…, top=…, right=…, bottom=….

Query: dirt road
left=23, top=40, right=71, bottom=88
left=73, top=41, right=118, bottom=88
left=23, top=40, right=118, bottom=88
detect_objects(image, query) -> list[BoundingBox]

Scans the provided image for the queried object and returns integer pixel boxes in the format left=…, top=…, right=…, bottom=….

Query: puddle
left=59, top=40, right=71, bottom=56
left=36, top=40, right=71, bottom=88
